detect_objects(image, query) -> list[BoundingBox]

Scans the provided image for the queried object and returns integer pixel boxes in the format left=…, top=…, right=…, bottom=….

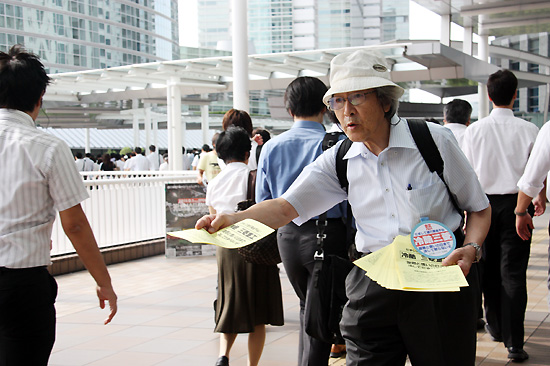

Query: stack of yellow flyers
left=167, top=219, right=275, bottom=249
left=353, top=235, right=468, bottom=292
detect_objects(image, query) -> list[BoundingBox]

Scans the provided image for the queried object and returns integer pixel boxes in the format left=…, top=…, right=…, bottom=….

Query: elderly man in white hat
left=196, top=49, right=491, bottom=366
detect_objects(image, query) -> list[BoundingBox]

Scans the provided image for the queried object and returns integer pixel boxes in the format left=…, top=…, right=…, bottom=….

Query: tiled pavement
left=50, top=213, right=550, bottom=366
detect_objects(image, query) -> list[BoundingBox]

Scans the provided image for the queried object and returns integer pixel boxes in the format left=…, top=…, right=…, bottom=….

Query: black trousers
left=341, top=263, right=478, bottom=366
left=483, top=194, right=532, bottom=348
left=0, top=266, right=58, bottom=366
left=278, top=219, right=348, bottom=366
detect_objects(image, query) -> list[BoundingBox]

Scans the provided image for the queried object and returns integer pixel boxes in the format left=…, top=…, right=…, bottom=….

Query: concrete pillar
left=85, top=128, right=91, bottom=154
left=167, top=77, right=183, bottom=170
left=463, top=26, right=473, bottom=55
left=201, top=94, right=209, bottom=145
left=544, top=66, right=550, bottom=123
left=440, top=13, right=451, bottom=47
left=477, top=16, right=490, bottom=119
left=232, top=0, right=249, bottom=111
left=144, top=104, right=151, bottom=150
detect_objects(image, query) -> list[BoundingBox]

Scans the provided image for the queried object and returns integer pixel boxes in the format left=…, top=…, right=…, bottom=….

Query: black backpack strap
left=334, top=138, right=356, bottom=255
left=407, top=119, right=462, bottom=215
left=336, top=138, right=352, bottom=192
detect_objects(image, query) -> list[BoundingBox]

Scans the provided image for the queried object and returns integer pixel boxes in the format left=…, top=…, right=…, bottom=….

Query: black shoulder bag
left=235, top=170, right=282, bottom=266
left=304, top=133, right=354, bottom=344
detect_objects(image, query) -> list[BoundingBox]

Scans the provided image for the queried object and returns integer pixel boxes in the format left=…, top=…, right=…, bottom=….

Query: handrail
left=51, top=172, right=201, bottom=256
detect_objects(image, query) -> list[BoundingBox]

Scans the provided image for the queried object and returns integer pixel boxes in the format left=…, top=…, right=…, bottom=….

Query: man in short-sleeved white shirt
left=147, top=144, right=161, bottom=170
left=126, top=146, right=151, bottom=171
left=515, top=121, right=550, bottom=308
left=197, top=49, right=491, bottom=366
left=0, top=45, right=117, bottom=365
left=462, top=69, right=538, bottom=362
left=443, top=99, right=472, bottom=149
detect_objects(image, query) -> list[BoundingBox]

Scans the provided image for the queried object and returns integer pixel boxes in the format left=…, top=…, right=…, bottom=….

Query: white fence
left=51, top=171, right=198, bottom=256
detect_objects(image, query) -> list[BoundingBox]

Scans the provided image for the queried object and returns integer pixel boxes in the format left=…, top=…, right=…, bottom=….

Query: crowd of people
left=3, top=43, right=550, bottom=366
left=73, top=145, right=209, bottom=172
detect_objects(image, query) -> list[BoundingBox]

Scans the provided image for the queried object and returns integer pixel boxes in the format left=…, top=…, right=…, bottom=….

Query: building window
left=528, top=87, right=539, bottom=113
left=513, top=90, right=519, bottom=112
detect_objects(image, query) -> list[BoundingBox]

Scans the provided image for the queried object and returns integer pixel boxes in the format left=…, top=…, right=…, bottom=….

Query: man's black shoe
left=507, top=347, right=529, bottom=363
left=484, top=323, right=502, bottom=342
left=215, top=356, right=229, bottom=366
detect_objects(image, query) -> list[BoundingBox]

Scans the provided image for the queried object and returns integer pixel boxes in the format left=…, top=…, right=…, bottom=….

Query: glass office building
left=198, top=0, right=409, bottom=54
left=195, top=0, right=409, bottom=116
left=0, top=0, right=179, bottom=73
left=492, top=32, right=550, bottom=126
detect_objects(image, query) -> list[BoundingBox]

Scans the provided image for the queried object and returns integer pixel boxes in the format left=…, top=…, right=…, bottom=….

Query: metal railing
left=51, top=170, right=198, bottom=256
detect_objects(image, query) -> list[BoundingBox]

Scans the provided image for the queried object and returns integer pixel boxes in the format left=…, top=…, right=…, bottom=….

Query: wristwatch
left=463, top=242, right=482, bottom=263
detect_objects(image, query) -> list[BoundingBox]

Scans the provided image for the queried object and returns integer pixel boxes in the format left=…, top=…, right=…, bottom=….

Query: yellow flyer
left=393, top=235, right=467, bottom=291
left=168, top=219, right=274, bottom=249
left=353, top=235, right=468, bottom=292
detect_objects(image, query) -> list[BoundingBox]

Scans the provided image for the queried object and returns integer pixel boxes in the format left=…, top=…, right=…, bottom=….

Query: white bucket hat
left=322, top=49, right=405, bottom=107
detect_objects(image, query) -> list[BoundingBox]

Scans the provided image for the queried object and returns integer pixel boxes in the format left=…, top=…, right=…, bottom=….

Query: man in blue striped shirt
left=256, top=76, right=348, bottom=366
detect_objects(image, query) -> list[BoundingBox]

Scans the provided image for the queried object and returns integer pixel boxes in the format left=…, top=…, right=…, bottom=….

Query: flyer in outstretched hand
left=167, top=219, right=274, bottom=249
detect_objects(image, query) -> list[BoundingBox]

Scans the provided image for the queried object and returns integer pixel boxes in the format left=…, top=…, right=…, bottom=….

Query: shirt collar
left=291, top=120, right=326, bottom=132
left=0, top=109, right=36, bottom=128
left=489, top=107, right=514, bottom=118
left=344, top=115, right=414, bottom=160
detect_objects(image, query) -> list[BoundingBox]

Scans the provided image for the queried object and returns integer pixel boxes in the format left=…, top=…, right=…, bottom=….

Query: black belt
left=0, top=266, right=46, bottom=274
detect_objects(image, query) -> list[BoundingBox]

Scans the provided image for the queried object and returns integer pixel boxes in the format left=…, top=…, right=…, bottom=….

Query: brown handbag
left=235, top=170, right=281, bottom=266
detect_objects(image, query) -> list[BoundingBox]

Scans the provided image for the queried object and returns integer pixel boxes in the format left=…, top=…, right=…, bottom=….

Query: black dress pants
left=341, top=264, right=478, bottom=366
left=0, top=266, right=58, bottom=366
left=483, top=194, right=532, bottom=348
left=278, top=219, right=348, bottom=366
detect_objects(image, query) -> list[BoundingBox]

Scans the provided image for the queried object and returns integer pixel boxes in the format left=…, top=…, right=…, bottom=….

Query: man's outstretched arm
left=196, top=197, right=298, bottom=233
left=59, top=204, right=118, bottom=325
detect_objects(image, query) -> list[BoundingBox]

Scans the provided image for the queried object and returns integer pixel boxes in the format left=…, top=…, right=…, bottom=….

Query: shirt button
left=381, top=162, right=385, bottom=166
left=385, top=188, right=389, bottom=192
left=391, top=213, right=395, bottom=218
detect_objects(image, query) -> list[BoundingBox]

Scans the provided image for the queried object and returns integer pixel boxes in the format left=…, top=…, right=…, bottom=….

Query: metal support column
left=232, top=0, right=249, bottom=112
left=85, top=128, right=90, bottom=154
left=167, top=77, right=183, bottom=170
left=144, top=104, right=151, bottom=150
left=440, top=13, right=451, bottom=47
left=201, top=94, right=210, bottom=145
left=477, top=16, right=490, bottom=119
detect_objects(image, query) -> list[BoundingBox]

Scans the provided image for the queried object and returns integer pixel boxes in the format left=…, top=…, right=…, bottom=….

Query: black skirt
left=214, top=246, right=284, bottom=333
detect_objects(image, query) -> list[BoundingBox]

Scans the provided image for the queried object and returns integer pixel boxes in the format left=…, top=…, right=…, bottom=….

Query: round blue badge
left=410, top=220, right=456, bottom=259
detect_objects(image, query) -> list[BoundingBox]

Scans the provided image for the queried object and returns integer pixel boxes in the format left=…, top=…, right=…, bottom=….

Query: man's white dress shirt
left=147, top=151, right=160, bottom=170
left=282, top=116, right=489, bottom=254
left=462, top=108, right=539, bottom=195
left=517, top=121, right=550, bottom=198
left=127, top=154, right=151, bottom=171
left=444, top=123, right=467, bottom=148
left=0, top=109, right=89, bottom=268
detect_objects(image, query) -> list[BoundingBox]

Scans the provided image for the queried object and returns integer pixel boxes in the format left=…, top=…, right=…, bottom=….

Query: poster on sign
left=411, top=219, right=456, bottom=259
left=165, top=183, right=214, bottom=258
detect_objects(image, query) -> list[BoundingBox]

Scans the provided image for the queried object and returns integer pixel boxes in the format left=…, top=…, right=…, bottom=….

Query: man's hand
left=533, top=195, right=546, bottom=217
left=442, top=245, right=477, bottom=276
left=253, top=134, right=264, bottom=146
left=516, top=214, right=534, bottom=241
left=195, top=213, right=237, bottom=234
left=96, top=285, right=118, bottom=325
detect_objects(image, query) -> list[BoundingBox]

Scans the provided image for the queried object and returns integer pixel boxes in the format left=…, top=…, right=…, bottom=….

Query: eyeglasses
left=328, top=90, right=376, bottom=111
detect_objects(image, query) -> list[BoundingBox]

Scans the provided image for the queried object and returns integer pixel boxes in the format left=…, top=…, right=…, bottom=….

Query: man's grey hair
left=444, top=99, right=472, bottom=125
left=376, top=86, right=401, bottom=121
